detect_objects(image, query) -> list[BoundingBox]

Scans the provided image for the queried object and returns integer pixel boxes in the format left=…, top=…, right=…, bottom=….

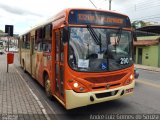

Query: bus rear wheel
left=22, top=60, right=26, bottom=72
left=44, top=75, right=52, bottom=99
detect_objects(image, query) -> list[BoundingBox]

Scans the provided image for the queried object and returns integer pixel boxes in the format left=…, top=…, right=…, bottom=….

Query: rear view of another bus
left=63, top=9, right=135, bottom=109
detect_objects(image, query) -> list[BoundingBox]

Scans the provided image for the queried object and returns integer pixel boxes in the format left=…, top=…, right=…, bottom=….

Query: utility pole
left=89, top=0, right=97, bottom=9
left=109, top=0, right=112, bottom=10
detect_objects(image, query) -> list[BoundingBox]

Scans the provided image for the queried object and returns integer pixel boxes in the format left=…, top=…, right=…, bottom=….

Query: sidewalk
left=0, top=54, right=48, bottom=120
left=134, top=64, right=160, bottom=72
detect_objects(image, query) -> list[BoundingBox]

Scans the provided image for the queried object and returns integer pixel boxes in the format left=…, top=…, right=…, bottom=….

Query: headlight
left=124, top=74, right=134, bottom=85
left=68, top=80, right=89, bottom=92
left=73, top=82, right=78, bottom=88
left=130, top=74, right=134, bottom=80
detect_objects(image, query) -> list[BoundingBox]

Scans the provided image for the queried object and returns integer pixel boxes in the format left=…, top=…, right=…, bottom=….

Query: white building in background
left=0, top=35, right=19, bottom=52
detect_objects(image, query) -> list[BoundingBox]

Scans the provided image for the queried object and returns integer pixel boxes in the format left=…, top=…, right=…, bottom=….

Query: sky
left=0, top=0, right=160, bottom=34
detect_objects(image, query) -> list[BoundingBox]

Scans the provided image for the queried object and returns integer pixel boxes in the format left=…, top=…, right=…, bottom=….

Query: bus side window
left=37, top=42, right=42, bottom=51
left=22, top=34, right=30, bottom=49
left=42, top=24, right=52, bottom=52
left=55, top=32, right=59, bottom=61
left=22, top=36, right=25, bottom=48
left=35, top=31, right=38, bottom=50
left=35, top=28, right=43, bottom=51
left=47, top=43, right=51, bottom=52
left=42, top=42, right=51, bottom=52
left=60, top=30, right=64, bottom=62
left=44, top=24, right=52, bottom=41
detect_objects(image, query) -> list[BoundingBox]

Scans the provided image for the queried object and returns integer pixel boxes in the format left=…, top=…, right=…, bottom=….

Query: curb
left=14, top=67, right=51, bottom=120
left=134, top=64, right=160, bottom=72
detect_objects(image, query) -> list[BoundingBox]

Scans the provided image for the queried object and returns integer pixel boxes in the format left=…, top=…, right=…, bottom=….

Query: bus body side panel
left=50, top=28, right=56, bottom=97
left=30, top=31, right=36, bottom=79
left=25, top=50, right=31, bottom=74
left=19, top=37, right=22, bottom=65
left=42, top=52, right=52, bottom=84
left=35, top=52, right=44, bottom=85
left=31, top=51, right=37, bottom=79
left=20, top=49, right=25, bottom=67
left=20, top=49, right=30, bottom=73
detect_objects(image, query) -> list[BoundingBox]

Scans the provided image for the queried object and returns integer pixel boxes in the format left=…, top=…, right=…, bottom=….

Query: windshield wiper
left=114, top=27, right=122, bottom=53
left=116, top=27, right=122, bottom=45
left=87, top=25, right=102, bottom=53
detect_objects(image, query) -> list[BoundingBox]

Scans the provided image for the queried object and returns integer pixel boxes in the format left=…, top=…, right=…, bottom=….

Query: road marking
left=15, top=68, right=51, bottom=120
left=33, top=86, right=57, bottom=114
left=137, top=79, right=160, bottom=89
left=14, top=64, right=57, bottom=115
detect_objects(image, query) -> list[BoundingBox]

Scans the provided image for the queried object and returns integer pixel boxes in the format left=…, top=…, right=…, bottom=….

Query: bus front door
left=55, top=30, right=64, bottom=101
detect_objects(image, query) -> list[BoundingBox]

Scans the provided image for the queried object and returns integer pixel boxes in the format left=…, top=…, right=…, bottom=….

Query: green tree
left=132, top=20, right=147, bottom=29
left=0, top=30, right=4, bottom=33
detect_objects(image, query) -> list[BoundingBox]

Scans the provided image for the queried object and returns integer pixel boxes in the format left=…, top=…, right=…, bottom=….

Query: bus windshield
left=68, top=27, right=133, bottom=72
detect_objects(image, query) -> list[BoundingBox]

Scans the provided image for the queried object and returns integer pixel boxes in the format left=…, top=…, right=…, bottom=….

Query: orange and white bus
left=19, top=8, right=135, bottom=109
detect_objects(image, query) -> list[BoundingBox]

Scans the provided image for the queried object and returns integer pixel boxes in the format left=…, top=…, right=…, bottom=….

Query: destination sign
left=68, top=10, right=131, bottom=28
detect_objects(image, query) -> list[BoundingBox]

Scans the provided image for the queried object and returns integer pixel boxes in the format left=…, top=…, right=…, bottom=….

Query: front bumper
left=65, top=80, right=135, bottom=109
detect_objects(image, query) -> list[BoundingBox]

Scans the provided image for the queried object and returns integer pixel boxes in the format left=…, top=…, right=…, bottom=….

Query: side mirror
left=62, top=27, right=69, bottom=43
left=134, top=68, right=139, bottom=79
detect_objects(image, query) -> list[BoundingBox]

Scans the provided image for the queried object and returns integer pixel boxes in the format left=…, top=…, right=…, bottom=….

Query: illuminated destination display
left=68, top=10, right=131, bottom=27
left=78, top=14, right=124, bottom=24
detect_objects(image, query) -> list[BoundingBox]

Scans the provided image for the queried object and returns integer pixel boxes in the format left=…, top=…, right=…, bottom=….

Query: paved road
left=137, top=69, right=160, bottom=85
left=14, top=54, right=160, bottom=120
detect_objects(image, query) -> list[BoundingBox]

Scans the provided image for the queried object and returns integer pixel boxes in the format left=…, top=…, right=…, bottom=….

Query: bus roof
left=65, top=8, right=128, bottom=17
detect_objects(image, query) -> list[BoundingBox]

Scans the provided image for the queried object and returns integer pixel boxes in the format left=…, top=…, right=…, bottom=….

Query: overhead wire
left=90, top=0, right=160, bottom=24
left=115, top=0, right=160, bottom=12
left=89, top=0, right=98, bottom=9
left=132, top=14, right=160, bottom=20
left=135, top=4, right=160, bottom=11
left=113, top=0, right=160, bottom=23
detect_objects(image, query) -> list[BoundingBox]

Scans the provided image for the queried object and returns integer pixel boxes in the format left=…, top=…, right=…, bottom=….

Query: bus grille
left=92, top=83, right=121, bottom=90
left=95, top=90, right=119, bottom=98
left=85, top=73, right=127, bottom=84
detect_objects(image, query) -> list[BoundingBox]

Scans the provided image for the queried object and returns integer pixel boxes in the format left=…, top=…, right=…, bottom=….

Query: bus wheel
left=44, top=75, right=52, bottom=99
left=22, top=60, right=26, bottom=72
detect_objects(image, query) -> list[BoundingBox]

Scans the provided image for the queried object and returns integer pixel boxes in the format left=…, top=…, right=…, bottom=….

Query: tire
left=22, top=60, right=26, bottom=73
left=44, top=75, right=52, bottom=99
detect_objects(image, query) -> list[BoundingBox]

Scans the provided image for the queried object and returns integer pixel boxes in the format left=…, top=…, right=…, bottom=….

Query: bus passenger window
left=44, top=24, right=52, bottom=41
left=60, top=30, right=64, bottom=62
left=42, top=43, right=51, bottom=52
left=35, top=28, right=43, bottom=51
left=22, top=34, right=30, bottom=49
left=22, top=36, right=25, bottom=48
left=37, top=43, right=42, bottom=51
left=48, top=43, right=51, bottom=52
